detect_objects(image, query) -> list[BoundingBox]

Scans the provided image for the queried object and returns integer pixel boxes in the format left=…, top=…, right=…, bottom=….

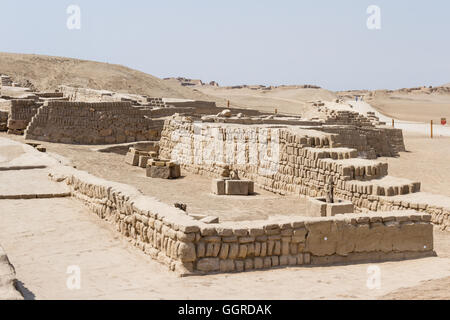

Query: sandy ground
left=367, top=92, right=450, bottom=124
left=198, top=86, right=336, bottom=115
left=0, top=197, right=449, bottom=300
left=380, top=132, right=450, bottom=197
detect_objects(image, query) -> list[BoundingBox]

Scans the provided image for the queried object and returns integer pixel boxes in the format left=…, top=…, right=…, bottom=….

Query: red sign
left=442, top=118, right=447, bottom=125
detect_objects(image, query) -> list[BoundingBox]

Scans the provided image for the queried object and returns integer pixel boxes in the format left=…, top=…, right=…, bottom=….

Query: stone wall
left=50, top=166, right=435, bottom=275
left=24, top=101, right=163, bottom=144
left=59, top=86, right=119, bottom=102
left=7, top=99, right=40, bottom=135
left=159, top=119, right=449, bottom=230
left=316, top=126, right=406, bottom=158
left=0, top=110, right=7, bottom=131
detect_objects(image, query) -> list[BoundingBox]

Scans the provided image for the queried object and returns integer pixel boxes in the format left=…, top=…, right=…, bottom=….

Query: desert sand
left=366, top=90, right=450, bottom=123
left=198, top=86, right=337, bottom=115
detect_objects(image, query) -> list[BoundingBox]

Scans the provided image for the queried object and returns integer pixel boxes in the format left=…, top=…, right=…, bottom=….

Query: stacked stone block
left=146, top=159, right=181, bottom=179
left=125, top=143, right=160, bottom=167
left=317, top=126, right=406, bottom=157
left=147, top=97, right=167, bottom=108
left=0, top=75, right=12, bottom=87
left=24, top=101, right=163, bottom=144
left=324, top=110, right=374, bottom=127
left=35, top=92, right=65, bottom=99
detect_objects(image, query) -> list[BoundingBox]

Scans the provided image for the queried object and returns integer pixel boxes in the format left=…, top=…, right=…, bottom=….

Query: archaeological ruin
left=0, top=74, right=449, bottom=279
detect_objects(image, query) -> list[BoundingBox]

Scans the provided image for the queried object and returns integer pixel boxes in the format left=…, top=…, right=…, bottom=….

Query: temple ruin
left=0, top=75, right=449, bottom=278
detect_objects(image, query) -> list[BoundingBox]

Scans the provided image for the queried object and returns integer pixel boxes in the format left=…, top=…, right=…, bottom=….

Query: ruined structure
left=159, top=116, right=449, bottom=231
left=49, top=164, right=435, bottom=275
left=0, top=73, right=448, bottom=277
left=24, top=101, right=163, bottom=144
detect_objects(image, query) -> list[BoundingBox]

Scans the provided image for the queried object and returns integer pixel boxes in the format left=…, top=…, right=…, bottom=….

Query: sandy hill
left=0, top=52, right=224, bottom=103
left=363, top=88, right=450, bottom=123
left=197, top=85, right=337, bottom=116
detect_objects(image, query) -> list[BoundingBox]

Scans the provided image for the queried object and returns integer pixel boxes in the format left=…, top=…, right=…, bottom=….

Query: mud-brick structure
left=49, top=165, right=434, bottom=275
left=6, top=99, right=40, bottom=135
left=159, top=117, right=449, bottom=231
left=0, top=75, right=13, bottom=87
left=0, top=110, right=7, bottom=131
left=24, top=101, right=163, bottom=144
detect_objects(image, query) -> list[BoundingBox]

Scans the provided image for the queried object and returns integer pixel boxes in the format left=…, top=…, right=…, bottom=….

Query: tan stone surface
left=0, top=169, right=70, bottom=198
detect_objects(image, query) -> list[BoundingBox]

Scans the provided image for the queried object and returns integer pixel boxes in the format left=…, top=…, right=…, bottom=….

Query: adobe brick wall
left=24, top=101, right=163, bottom=144
left=7, top=99, right=40, bottom=135
left=49, top=166, right=435, bottom=275
left=159, top=118, right=449, bottom=231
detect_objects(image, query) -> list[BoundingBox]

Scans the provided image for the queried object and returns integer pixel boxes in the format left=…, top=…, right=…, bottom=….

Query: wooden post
left=275, top=108, right=278, bottom=114
left=227, top=100, right=230, bottom=108
left=431, top=120, right=433, bottom=139
left=392, top=119, right=394, bottom=128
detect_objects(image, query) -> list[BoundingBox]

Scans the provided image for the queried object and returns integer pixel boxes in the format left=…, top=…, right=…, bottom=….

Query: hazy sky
left=1, top=0, right=449, bottom=90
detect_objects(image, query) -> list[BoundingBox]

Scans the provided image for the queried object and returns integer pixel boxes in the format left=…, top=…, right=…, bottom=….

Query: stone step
left=319, top=158, right=388, bottom=180
left=342, top=176, right=421, bottom=197
left=301, top=147, right=358, bottom=160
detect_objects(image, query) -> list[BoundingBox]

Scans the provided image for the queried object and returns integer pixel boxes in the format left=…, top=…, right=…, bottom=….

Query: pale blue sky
left=1, top=0, right=449, bottom=90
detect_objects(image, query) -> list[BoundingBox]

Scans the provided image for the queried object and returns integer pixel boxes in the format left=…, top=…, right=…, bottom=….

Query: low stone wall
left=324, top=110, right=375, bottom=127
left=59, top=85, right=148, bottom=105
left=24, top=101, right=163, bottom=144
left=7, top=99, right=40, bottom=135
left=50, top=166, right=434, bottom=275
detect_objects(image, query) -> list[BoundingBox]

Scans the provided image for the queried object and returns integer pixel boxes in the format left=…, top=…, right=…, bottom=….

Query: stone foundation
left=49, top=166, right=435, bottom=275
